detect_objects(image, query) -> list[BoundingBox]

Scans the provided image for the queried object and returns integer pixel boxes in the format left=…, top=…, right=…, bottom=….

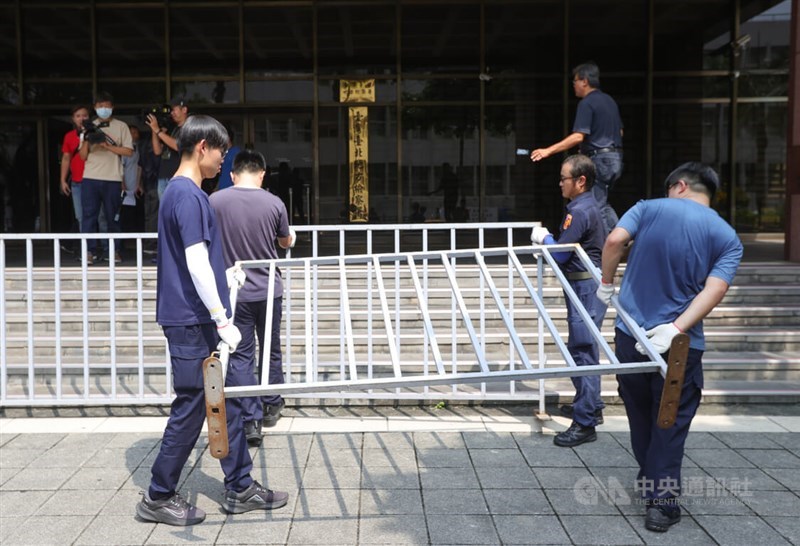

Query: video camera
left=82, top=119, right=112, bottom=145
left=141, top=104, right=174, bottom=132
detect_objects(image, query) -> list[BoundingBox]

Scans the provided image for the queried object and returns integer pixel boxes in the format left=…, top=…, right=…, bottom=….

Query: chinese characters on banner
left=340, top=80, right=375, bottom=222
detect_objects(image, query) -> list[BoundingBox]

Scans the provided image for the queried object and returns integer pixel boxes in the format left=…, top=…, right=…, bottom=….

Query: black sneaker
left=223, top=481, right=289, bottom=514
left=559, top=404, right=604, bottom=425
left=263, top=399, right=285, bottom=428
left=244, top=420, right=263, bottom=447
left=645, top=506, right=681, bottom=532
left=553, top=422, right=597, bottom=447
left=136, top=491, right=206, bottom=526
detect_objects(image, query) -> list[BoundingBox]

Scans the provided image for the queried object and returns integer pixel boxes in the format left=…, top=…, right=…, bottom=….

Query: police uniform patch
left=562, top=214, right=573, bottom=230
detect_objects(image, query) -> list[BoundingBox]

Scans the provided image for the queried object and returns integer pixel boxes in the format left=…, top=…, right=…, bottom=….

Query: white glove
left=288, top=226, right=297, bottom=248
left=596, top=281, right=615, bottom=305
left=225, top=266, right=246, bottom=289
left=217, top=320, right=242, bottom=353
left=530, top=226, right=551, bottom=245
left=635, top=322, right=682, bottom=355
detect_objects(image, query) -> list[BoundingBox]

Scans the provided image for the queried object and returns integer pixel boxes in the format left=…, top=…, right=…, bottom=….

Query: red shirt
left=61, top=130, right=85, bottom=183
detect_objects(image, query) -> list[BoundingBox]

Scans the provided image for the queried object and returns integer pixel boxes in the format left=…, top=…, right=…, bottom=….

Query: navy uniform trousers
left=148, top=323, right=254, bottom=499
left=564, top=277, right=607, bottom=427
left=229, top=296, right=285, bottom=424
left=615, top=328, right=703, bottom=513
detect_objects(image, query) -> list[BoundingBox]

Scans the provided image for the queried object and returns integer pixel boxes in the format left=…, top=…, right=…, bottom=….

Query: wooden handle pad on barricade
left=657, top=333, right=690, bottom=429
left=203, top=353, right=229, bottom=459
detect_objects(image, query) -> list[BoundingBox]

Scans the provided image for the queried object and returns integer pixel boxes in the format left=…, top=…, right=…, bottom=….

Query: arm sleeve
left=708, top=234, right=744, bottom=285
left=543, top=233, right=571, bottom=264
left=572, top=100, right=592, bottom=135
left=616, top=200, right=646, bottom=239
left=185, top=242, right=226, bottom=323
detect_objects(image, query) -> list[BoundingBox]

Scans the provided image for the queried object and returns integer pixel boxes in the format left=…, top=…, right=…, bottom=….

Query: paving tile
left=0, top=516, right=27, bottom=542
left=0, top=448, right=42, bottom=468
left=34, top=488, right=116, bottom=516
left=427, top=514, right=499, bottom=545
left=305, top=445, right=363, bottom=467
left=28, top=447, right=97, bottom=469
left=74, top=514, right=155, bottom=545
left=768, top=416, right=800, bottom=432
left=359, top=514, right=429, bottom=544
left=214, top=513, right=291, bottom=545
left=560, top=515, right=643, bottom=545
left=462, top=431, right=518, bottom=449
left=292, top=487, right=359, bottom=517
left=483, top=488, right=553, bottom=515
left=260, top=433, right=314, bottom=452
left=419, top=467, right=479, bottom=489
left=532, top=466, right=593, bottom=489
left=623, top=514, right=717, bottom=545
left=416, top=448, right=472, bottom=468
left=360, top=488, right=424, bottom=515
left=286, top=515, right=358, bottom=544
left=544, top=488, right=622, bottom=515
left=363, top=432, right=415, bottom=450
left=250, top=447, right=309, bottom=468
left=764, top=516, right=800, bottom=545
left=361, top=447, right=417, bottom=469
left=1, top=466, right=76, bottom=490
left=300, top=465, right=361, bottom=489
left=764, top=433, right=800, bottom=450
left=711, top=432, right=783, bottom=449
left=3, top=515, right=91, bottom=545
left=361, top=466, right=420, bottom=489
left=250, top=465, right=304, bottom=493
left=468, top=448, right=528, bottom=468
left=82, top=447, right=151, bottom=469
left=684, top=432, right=729, bottom=449
left=681, top=494, right=753, bottom=516
left=735, top=490, right=800, bottom=517
left=519, top=445, right=586, bottom=467
left=0, top=433, right=66, bottom=450
left=703, top=467, right=787, bottom=491
left=684, top=448, right=756, bottom=468
left=493, top=514, right=571, bottom=545
left=737, top=448, right=800, bottom=469
left=474, top=465, right=540, bottom=489
left=763, top=467, right=800, bottom=490
left=102, top=433, right=161, bottom=450
left=145, top=513, right=226, bottom=545
left=56, top=433, right=116, bottom=451
left=0, top=465, right=18, bottom=487
left=62, top=467, right=134, bottom=490
left=310, top=433, right=363, bottom=450
left=0, top=433, right=17, bottom=448
left=423, top=488, right=488, bottom=514
left=575, top=444, right=639, bottom=467
left=0, top=489, right=52, bottom=516
left=694, top=515, right=792, bottom=545
left=100, top=488, right=147, bottom=515
left=413, top=431, right=466, bottom=449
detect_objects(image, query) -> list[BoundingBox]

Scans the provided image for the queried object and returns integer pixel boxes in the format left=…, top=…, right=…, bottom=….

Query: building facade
left=0, top=0, right=795, bottom=244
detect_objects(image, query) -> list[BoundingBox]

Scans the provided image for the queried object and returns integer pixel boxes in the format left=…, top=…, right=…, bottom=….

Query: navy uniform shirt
left=573, top=89, right=623, bottom=153
left=554, top=191, right=605, bottom=273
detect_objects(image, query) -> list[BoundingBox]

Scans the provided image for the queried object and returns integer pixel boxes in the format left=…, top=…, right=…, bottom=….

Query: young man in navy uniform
left=136, top=115, right=288, bottom=526
left=531, top=154, right=607, bottom=447
left=597, top=162, right=742, bottom=533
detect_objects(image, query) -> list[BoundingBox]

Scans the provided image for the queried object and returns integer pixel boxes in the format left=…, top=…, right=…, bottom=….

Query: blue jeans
left=81, top=178, right=121, bottom=255
left=70, top=182, right=82, bottom=232
left=148, top=323, right=253, bottom=498
left=564, top=278, right=607, bottom=427
left=591, top=152, right=622, bottom=235
left=229, top=297, right=285, bottom=423
left=157, top=177, right=171, bottom=200
left=615, top=328, right=703, bottom=512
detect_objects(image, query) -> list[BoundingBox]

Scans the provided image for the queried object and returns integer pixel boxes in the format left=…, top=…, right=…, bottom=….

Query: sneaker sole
left=135, top=501, right=205, bottom=526
left=224, top=495, right=289, bottom=514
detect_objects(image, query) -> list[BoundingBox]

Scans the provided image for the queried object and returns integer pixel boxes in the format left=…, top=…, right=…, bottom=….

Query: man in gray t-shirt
left=210, top=149, right=296, bottom=446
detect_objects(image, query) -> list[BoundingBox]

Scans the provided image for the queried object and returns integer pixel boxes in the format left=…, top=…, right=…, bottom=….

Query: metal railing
left=2, top=222, right=580, bottom=407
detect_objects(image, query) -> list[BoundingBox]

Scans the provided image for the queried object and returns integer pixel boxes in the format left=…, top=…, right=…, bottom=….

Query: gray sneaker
left=136, top=491, right=206, bottom=526
left=223, top=481, right=289, bottom=514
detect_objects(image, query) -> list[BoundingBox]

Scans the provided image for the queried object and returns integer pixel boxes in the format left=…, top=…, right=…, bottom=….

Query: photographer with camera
left=78, top=91, right=133, bottom=265
left=59, top=105, right=90, bottom=237
left=147, top=96, right=188, bottom=199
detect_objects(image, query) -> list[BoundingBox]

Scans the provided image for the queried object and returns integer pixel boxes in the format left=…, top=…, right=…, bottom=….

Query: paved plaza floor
left=1, top=406, right=799, bottom=545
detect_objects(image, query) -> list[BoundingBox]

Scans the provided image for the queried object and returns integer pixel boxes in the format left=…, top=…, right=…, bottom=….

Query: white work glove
left=211, top=311, right=242, bottom=353
left=225, top=266, right=246, bottom=289
left=635, top=322, right=682, bottom=355
left=596, top=281, right=615, bottom=305
left=530, top=226, right=551, bottom=245
left=288, top=226, right=297, bottom=248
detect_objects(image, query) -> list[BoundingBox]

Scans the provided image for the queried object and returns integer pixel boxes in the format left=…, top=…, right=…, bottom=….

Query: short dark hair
left=572, top=62, right=600, bottom=88
left=70, top=104, right=89, bottom=115
left=232, top=149, right=266, bottom=175
left=94, top=91, right=114, bottom=105
left=562, top=154, right=596, bottom=190
left=664, top=162, right=719, bottom=200
left=177, top=115, right=229, bottom=158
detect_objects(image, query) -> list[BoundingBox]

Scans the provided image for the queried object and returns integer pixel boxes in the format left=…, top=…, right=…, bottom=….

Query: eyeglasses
left=559, top=176, right=576, bottom=183
left=219, top=148, right=229, bottom=160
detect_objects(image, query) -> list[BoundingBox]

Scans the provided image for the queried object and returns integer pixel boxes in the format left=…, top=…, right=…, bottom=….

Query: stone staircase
left=2, top=261, right=800, bottom=405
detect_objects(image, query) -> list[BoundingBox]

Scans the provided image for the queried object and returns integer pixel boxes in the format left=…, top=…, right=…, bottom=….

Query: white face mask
left=96, top=107, right=113, bottom=119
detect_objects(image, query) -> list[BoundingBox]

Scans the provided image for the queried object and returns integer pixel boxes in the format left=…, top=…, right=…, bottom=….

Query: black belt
left=565, top=271, right=593, bottom=281
left=587, top=147, right=622, bottom=157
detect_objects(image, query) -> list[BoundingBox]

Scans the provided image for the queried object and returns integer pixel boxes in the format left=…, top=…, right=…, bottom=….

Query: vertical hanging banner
left=340, top=79, right=375, bottom=222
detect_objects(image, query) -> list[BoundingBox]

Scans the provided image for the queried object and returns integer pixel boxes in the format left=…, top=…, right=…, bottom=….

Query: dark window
left=96, top=7, right=166, bottom=78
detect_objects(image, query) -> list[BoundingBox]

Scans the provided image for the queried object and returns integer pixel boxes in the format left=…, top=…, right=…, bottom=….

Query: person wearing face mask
left=78, top=91, right=133, bottom=265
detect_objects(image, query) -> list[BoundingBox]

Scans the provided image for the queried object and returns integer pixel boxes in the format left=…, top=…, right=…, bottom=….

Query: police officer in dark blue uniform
left=531, top=154, right=607, bottom=447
